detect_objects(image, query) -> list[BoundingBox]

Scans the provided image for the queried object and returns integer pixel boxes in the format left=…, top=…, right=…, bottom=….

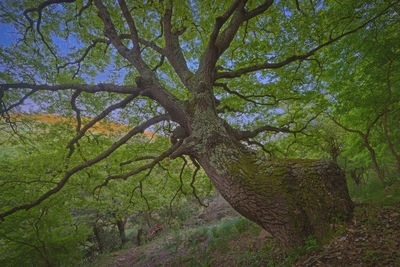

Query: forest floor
left=94, top=186, right=400, bottom=267
left=295, top=202, right=400, bottom=266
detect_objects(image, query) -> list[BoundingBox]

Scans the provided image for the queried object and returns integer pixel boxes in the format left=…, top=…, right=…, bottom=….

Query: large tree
left=0, top=0, right=396, bottom=248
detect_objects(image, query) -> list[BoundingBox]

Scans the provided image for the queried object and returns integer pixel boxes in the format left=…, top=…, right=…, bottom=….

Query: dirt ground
left=104, top=203, right=400, bottom=267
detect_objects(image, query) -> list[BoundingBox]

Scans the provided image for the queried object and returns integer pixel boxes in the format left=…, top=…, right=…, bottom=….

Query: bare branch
left=0, top=114, right=169, bottom=220
left=243, top=0, right=274, bottom=20
left=139, top=181, right=151, bottom=212
left=23, top=0, right=77, bottom=61
left=246, top=140, right=272, bottom=157
left=163, top=1, right=194, bottom=88
left=93, top=139, right=182, bottom=190
left=178, top=156, right=187, bottom=195
left=216, top=2, right=396, bottom=79
left=23, top=0, right=77, bottom=22
left=152, top=55, right=165, bottom=72
left=93, top=0, right=147, bottom=73
left=139, top=37, right=165, bottom=56
left=208, top=0, right=244, bottom=47
left=214, top=82, right=297, bottom=106
left=1, top=83, right=141, bottom=95
left=117, top=0, right=141, bottom=56
left=90, top=2, right=187, bottom=126
left=66, top=94, right=136, bottom=158
left=168, top=156, right=187, bottom=218
left=76, top=0, right=93, bottom=18
left=330, top=113, right=386, bottom=184
left=200, top=0, right=247, bottom=76
left=0, top=108, right=28, bottom=143
left=295, top=0, right=301, bottom=12
left=189, top=156, right=208, bottom=207
left=330, top=112, right=384, bottom=138
left=237, top=113, right=319, bottom=140
left=0, top=88, right=38, bottom=114
left=57, top=34, right=165, bottom=77
left=70, top=90, right=82, bottom=133
left=120, top=156, right=156, bottom=166
left=201, top=0, right=274, bottom=77
left=57, top=38, right=109, bottom=76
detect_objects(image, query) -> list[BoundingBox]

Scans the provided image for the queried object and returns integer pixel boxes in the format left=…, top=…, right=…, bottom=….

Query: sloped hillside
left=93, top=185, right=400, bottom=267
left=10, top=113, right=155, bottom=137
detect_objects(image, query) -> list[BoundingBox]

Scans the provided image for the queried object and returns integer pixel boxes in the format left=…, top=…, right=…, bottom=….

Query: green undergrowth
left=99, top=216, right=321, bottom=267
left=135, top=216, right=263, bottom=266
left=348, top=177, right=400, bottom=206
left=89, top=177, right=400, bottom=266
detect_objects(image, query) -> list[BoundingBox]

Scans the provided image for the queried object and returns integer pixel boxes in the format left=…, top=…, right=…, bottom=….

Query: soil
left=295, top=203, right=400, bottom=267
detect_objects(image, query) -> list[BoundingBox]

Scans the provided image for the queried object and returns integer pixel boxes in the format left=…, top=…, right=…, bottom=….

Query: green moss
left=226, top=151, right=285, bottom=195
left=227, top=154, right=349, bottom=244
left=184, top=99, right=196, bottom=117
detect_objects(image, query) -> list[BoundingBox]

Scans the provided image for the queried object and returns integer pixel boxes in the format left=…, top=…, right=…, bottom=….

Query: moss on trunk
left=187, top=108, right=353, bottom=249
left=196, top=138, right=353, bottom=249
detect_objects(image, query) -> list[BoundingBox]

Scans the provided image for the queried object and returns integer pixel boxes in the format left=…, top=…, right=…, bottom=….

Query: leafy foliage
left=0, top=0, right=399, bottom=264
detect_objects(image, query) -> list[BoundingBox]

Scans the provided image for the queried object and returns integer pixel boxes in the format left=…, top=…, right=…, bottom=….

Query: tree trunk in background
left=136, top=228, right=143, bottom=246
left=191, top=120, right=353, bottom=249
left=116, top=218, right=128, bottom=247
left=383, top=62, right=400, bottom=179
left=383, top=110, right=400, bottom=178
left=361, top=136, right=385, bottom=185
left=93, top=224, right=104, bottom=253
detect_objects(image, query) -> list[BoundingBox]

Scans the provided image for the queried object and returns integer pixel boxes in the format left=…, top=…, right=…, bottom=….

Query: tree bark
left=383, top=63, right=400, bottom=178
left=116, top=218, right=128, bottom=247
left=361, top=136, right=385, bottom=185
left=188, top=115, right=353, bottom=249
left=383, top=114, right=400, bottom=178
left=93, top=224, right=104, bottom=253
left=136, top=228, right=143, bottom=246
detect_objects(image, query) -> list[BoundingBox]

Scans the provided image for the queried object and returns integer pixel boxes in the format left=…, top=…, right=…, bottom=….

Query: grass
left=348, top=176, right=400, bottom=206
left=83, top=176, right=400, bottom=266
left=81, top=248, right=131, bottom=267
left=165, top=216, right=320, bottom=266
left=81, top=209, right=329, bottom=266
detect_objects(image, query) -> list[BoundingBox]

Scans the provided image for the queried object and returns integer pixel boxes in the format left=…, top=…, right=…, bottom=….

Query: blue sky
left=0, top=23, right=18, bottom=47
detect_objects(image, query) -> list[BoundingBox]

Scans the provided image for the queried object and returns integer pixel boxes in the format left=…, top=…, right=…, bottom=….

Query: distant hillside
left=9, top=113, right=155, bottom=138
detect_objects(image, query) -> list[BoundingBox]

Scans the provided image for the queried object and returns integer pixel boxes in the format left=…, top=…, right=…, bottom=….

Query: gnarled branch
left=93, top=139, right=182, bottom=190
left=237, top=113, right=319, bottom=140
left=57, top=38, right=109, bottom=77
left=23, top=0, right=77, bottom=61
left=189, top=156, right=208, bottom=207
left=162, top=0, right=194, bottom=88
left=66, top=94, right=137, bottom=159
left=214, top=82, right=297, bottom=106
left=200, top=0, right=273, bottom=78
left=1, top=83, right=141, bottom=95
left=94, top=0, right=148, bottom=74
left=216, top=2, right=396, bottom=80
left=0, top=113, right=169, bottom=220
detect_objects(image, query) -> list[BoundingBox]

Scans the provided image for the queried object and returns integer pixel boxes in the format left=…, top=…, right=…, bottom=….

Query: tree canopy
left=1, top=0, right=399, bottom=256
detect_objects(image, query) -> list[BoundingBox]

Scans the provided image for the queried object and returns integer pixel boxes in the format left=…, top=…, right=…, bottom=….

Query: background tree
left=0, top=114, right=211, bottom=264
left=0, top=118, right=91, bottom=266
left=1, top=0, right=398, bottom=249
left=322, top=8, right=400, bottom=184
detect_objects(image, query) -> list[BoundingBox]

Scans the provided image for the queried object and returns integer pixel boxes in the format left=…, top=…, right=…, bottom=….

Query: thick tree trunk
left=190, top=119, right=353, bottom=249
left=174, top=83, right=355, bottom=250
